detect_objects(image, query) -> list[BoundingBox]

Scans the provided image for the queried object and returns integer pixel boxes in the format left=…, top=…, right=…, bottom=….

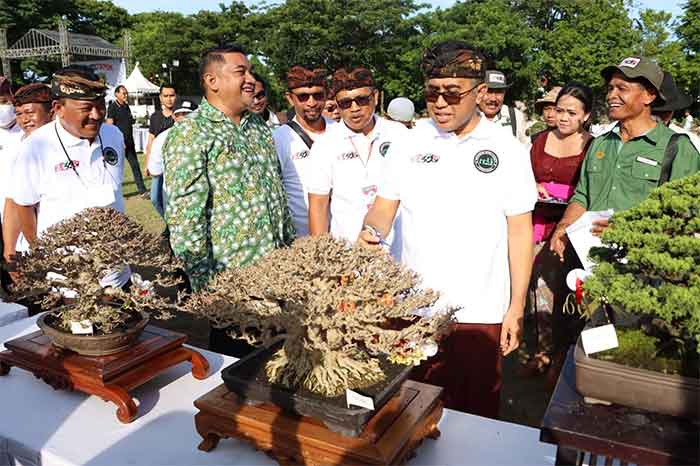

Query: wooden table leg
left=186, top=348, right=210, bottom=380
left=555, top=446, right=582, bottom=466
left=0, top=360, right=11, bottom=376
left=99, top=384, right=138, bottom=423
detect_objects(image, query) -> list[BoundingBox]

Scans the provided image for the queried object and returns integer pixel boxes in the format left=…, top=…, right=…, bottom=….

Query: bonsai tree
left=183, top=235, right=457, bottom=397
left=583, top=173, right=700, bottom=370
left=11, top=208, right=181, bottom=334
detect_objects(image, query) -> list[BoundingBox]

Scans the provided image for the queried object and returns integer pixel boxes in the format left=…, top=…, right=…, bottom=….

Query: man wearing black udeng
left=107, top=85, right=146, bottom=195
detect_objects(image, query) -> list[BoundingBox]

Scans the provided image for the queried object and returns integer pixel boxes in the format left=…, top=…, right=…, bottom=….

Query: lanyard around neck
left=54, top=123, right=106, bottom=182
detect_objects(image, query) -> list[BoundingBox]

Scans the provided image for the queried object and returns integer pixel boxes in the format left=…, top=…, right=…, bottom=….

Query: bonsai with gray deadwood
left=11, top=208, right=181, bottom=334
left=183, top=235, right=457, bottom=397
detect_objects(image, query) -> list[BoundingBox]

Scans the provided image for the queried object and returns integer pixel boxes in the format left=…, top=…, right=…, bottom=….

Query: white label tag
left=85, top=183, right=116, bottom=208
left=581, top=324, right=619, bottom=355
left=346, top=389, right=375, bottom=410
left=636, top=156, right=658, bottom=166
left=70, top=320, right=94, bottom=335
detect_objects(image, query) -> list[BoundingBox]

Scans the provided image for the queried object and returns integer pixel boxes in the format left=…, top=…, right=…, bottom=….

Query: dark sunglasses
left=424, top=82, right=481, bottom=105
left=253, top=90, right=267, bottom=100
left=337, top=94, right=374, bottom=110
left=292, top=91, right=325, bottom=102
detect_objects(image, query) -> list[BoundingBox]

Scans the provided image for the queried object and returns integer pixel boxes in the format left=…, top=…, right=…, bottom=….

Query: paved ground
left=124, top=154, right=553, bottom=428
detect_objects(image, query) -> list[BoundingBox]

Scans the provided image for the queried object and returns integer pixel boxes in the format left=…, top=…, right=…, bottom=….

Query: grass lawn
left=123, top=153, right=165, bottom=235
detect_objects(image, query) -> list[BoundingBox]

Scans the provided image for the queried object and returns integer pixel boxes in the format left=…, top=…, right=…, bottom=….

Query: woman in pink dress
left=522, top=83, right=593, bottom=379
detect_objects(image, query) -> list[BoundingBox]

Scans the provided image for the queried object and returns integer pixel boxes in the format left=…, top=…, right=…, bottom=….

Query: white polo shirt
left=10, top=119, right=125, bottom=235
left=378, top=117, right=537, bottom=324
left=306, top=115, right=408, bottom=244
left=0, top=124, right=23, bottom=213
left=273, top=116, right=335, bottom=237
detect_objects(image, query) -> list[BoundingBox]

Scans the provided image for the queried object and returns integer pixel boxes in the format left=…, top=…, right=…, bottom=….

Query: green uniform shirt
left=570, top=122, right=700, bottom=212
left=164, top=98, right=295, bottom=290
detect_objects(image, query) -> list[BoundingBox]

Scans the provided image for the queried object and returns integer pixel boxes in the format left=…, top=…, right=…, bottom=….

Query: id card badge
left=84, top=183, right=116, bottom=208
left=362, top=184, right=378, bottom=209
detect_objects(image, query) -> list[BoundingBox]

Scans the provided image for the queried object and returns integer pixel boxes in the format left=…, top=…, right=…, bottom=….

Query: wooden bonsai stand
left=0, top=325, right=209, bottom=423
left=194, top=380, right=443, bottom=466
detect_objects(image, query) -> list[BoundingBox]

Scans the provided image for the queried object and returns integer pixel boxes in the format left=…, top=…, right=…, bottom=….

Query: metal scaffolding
left=0, top=20, right=128, bottom=80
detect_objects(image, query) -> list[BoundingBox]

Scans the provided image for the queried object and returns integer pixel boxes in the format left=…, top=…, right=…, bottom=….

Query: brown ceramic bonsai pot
left=37, top=311, right=149, bottom=357
left=574, top=336, right=699, bottom=419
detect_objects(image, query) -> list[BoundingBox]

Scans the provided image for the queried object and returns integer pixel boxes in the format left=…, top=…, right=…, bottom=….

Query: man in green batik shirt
left=551, top=57, right=700, bottom=260
left=164, top=45, right=294, bottom=355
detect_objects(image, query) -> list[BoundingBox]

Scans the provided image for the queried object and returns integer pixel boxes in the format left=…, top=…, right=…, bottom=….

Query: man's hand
left=549, top=224, right=568, bottom=262
left=357, top=228, right=381, bottom=248
left=591, top=218, right=609, bottom=237
left=536, top=183, right=550, bottom=200
left=145, top=167, right=151, bottom=177
left=500, top=307, right=524, bottom=356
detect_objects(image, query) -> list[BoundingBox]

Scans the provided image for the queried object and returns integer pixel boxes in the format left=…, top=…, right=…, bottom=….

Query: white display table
left=0, top=316, right=555, bottom=466
left=0, top=301, right=28, bottom=328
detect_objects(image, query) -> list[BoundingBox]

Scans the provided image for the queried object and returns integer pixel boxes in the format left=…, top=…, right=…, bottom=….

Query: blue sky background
left=111, top=0, right=685, bottom=19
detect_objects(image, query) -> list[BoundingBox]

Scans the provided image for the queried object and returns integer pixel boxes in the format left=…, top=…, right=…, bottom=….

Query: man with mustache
left=163, top=44, right=294, bottom=356
left=550, top=57, right=700, bottom=260
left=307, top=67, right=407, bottom=252
left=8, top=66, right=125, bottom=247
left=358, top=41, right=536, bottom=418
left=478, top=70, right=529, bottom=145
left=273, top=66, right=335, bottom=236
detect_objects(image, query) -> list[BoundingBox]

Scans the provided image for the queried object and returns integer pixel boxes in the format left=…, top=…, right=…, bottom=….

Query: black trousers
left=125, top=142, right=147, bottom=193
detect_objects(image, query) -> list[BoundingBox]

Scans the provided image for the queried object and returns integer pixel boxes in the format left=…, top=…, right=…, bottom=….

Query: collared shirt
left=570, top=122, right=700, bottom=212
left=378, top=117, right=537, bottom=324
left=10, top=119, right=125, bottom=235
left=164, top=98, right=294, bottom=290
left=306, top=115, right=408, bottom=244
left=273, top=115, right=335, bottom=236
left=484, top=104, right=530, bottom=146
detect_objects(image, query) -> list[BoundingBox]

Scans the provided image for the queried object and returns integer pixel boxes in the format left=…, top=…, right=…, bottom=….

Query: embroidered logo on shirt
left=595, top=151, right=605, bottom=159
left=103, top=147, right=119, bottom=166
left=291, top=150, right=310, bottom=160
left=54, top=160, right=80, bottom=172
left=411, top=153, right=440, bottom=164
left=473, top=150, right=499, bottom=173
left=379, top=142, right=392, bottom=157
left=338, top=151, right=359, bottom=161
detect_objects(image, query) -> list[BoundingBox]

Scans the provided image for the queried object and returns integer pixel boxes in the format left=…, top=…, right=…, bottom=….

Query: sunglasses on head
left=253, top=90, right=267, bottom=100
left=424, top=82, right=481, bottom=105
left=292, top=91, right=325, bottom=103
left=336, top=93, right=374, bottom=110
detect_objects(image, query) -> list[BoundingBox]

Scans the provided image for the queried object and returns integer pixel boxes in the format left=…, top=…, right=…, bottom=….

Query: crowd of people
left=1, top=39, right=699, bottom=420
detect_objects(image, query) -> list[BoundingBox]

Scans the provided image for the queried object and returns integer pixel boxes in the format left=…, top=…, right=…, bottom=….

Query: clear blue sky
left=111, top=0, right=685, bottom=18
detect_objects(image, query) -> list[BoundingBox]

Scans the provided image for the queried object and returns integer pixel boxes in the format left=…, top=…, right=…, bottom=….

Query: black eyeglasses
left=424, top=82, right=481, bottom=105
left=337, top=93, right=374, bottom=110
left=253, top=90, right=266, bottom=100
left=292, top=91, right=325, bottom=103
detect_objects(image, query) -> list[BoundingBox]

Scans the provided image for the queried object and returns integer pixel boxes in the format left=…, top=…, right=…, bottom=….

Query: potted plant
left=10, top=207, right=181, bottom=356
left=575, top=173, right=699, bottom=418
left=183, top=235, right=456, bottom=435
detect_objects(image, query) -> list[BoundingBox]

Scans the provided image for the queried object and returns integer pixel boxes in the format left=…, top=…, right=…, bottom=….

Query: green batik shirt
left=570, top=122, right=700, bottom=212
left=164, top=98, right=295, bottom=290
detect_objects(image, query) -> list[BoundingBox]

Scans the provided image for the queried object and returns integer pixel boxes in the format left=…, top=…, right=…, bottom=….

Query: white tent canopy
left=122, top=62, right=159, bottom=95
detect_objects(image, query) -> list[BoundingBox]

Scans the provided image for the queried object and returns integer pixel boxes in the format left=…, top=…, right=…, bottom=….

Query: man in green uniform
left=164, top=44, right=294, bottom=355
left=551, top=57, right=700, bottom=258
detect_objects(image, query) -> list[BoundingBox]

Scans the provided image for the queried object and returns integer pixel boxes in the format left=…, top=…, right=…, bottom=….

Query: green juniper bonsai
left=583, top=173, right=700, bottom=360
left=183, top=235, right=457, bottom=397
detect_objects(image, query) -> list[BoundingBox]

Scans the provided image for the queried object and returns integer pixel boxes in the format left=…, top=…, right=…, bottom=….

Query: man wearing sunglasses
left=358, top=41, right=536, bottom=419
left=250, top=73, right=281, bottom=128
left=273, top=66, right=335, bottom=237
left=306, top=67, right=408, bottom=253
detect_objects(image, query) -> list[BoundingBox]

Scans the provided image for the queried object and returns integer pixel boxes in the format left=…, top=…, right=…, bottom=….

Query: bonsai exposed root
left=266, top=345, right=385, bottom=397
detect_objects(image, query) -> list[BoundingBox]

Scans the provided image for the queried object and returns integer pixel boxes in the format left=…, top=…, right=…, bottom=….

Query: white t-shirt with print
left=273, top=116, right=335, bottom=237
left=0, top=124, right=23, bottom=216
left=306, top=115, right=408, bottom=245
left=10, top=120, right=125, bottom=235
left=378, top=117, right=537, bottom=324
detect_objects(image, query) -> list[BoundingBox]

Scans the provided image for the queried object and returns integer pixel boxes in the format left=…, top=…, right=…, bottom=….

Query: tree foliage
left=2, top=0, right=696, bottom=109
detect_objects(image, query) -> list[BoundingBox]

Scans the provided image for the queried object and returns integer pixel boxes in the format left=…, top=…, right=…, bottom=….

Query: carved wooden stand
left=0, top=325, right=209, bottom=423
left=194, top=380, right=443, bottom=465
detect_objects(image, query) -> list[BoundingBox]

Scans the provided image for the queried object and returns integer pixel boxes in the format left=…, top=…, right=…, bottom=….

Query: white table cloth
left=0, top=316, right=556, bottom=466
left=0, top=301, right=28, bottom=328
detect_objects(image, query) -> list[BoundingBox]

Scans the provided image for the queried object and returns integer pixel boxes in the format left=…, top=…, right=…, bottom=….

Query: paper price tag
left=346, top=389, right=375, bottom=410
left=70, top=320, right=94, bottom=335
left=581, top=324, right=618, bottom=355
